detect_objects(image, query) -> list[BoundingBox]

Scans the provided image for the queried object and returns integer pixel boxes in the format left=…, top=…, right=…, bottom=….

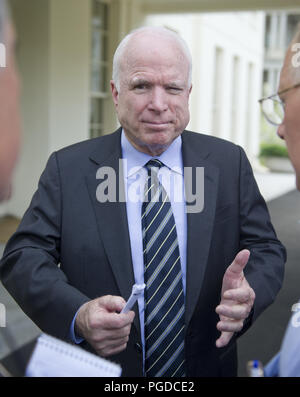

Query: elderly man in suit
left=0, top=0, right=20, bottom=202
left=261, top=24, right=300, bottom=377
left=0, top=26, right=286, bottom=377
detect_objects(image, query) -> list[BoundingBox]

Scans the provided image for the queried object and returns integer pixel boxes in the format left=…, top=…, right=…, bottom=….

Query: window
left=90, top=0, right=110, bottom=138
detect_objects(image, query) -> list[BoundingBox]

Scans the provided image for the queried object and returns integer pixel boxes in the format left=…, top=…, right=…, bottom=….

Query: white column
left=279, top=13, right=287, bottom=50
left=269, top=12, right=278, bottom=51
left=211, top=47, right=224, bottom=138
left=250, top=64, right=262, bottom=159
left=2, top=0, right=51, bottom=218
left=245, top=63, right=254, bottom=155
left=219, top=50, right=233, bottom=141
left=230, top=56, right=241, bottom=145
left=234, top=58, right=247, bottom=148
left=49, top=0, right=91, bottom=154
left=189, top=17, right=214, bottom=134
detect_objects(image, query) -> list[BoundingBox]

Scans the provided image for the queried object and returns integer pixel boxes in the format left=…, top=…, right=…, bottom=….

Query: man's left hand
left=215, top=249, right=255, bottom=348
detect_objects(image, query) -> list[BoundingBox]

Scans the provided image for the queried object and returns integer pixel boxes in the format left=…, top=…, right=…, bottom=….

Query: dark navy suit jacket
left=0, top=129, right=286, bottom=376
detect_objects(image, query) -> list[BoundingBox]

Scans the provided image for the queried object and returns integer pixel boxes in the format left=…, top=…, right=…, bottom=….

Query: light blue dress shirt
left=121, top=131, right=187, bottom=353
left=70, top=131, right=187, bottom=351
left=264, top=300, right=300, bottom=376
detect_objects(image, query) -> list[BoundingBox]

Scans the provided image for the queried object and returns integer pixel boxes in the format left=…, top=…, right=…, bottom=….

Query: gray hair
left=288, top=22, right=300, bottom=82
left=0, top=0, right=8, bottom=44
left=112, top=26, right=193, bottom=91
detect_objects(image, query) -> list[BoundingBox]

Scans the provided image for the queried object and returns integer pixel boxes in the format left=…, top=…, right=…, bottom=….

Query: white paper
left=25, top=333, right=121, bottom=377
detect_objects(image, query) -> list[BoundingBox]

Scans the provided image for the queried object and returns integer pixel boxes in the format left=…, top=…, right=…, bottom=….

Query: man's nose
left=277, top=123, right=285, bottom=140
left=148, top=87, right=168, bottom=112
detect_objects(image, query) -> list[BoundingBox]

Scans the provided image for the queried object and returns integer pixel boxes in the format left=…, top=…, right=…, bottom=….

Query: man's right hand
left=75, top=295, right=135, bottom=357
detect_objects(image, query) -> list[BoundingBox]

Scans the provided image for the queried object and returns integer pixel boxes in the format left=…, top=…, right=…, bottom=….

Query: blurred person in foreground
left=260, top=24, right=300, bottom=377
left=0, top=26, right=286, bottom=377
left=0, top=0, right=20, bottom=203
left=0, top=0, right=20, bottom=377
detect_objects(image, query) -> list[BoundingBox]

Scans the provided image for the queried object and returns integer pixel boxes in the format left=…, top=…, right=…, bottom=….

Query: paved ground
left=0, top=171, right=298, bottom=375
left=254, top=171, right=295, bottom=202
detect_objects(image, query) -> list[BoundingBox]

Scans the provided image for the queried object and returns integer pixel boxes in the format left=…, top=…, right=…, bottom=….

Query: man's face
left=111, top=33, right=192, bottom=156
left=0, top=22, right=21, bottom=201
left=277, top=50, right=300, bottom=190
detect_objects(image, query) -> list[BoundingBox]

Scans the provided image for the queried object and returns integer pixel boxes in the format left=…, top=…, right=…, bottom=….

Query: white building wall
left=0, top=0, right=51, bottom=218
left=0, top=0, right=92, bottom=218
left=49, top=0, right=91, bottom=154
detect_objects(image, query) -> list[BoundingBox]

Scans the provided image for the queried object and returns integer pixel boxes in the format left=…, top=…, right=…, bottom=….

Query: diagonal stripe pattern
left=142, top=159, right=185, bottom=377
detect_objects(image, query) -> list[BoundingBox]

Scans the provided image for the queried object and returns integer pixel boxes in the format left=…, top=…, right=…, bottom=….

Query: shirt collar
left=121, top=130, right=183, bottom=178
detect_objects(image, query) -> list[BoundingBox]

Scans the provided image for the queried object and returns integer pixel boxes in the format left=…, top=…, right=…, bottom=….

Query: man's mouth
left=142, top=121, right=171, bottom=128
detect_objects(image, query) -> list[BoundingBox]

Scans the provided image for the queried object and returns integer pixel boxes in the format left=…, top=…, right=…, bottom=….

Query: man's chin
left=124, top=127, right=179, bottom=156
left=141, top=135, right=174, bottom=156
left=143, top=129, right=177, bottom=147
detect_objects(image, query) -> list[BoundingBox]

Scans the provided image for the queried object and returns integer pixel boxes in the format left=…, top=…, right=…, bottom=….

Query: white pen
left=121, top=283, right=146, bottom=314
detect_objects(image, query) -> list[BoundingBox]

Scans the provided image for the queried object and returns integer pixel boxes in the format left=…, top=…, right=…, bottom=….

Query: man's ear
left=110, top=80, right=119, bottom=107
left=187, top=84, right=192, bottom=104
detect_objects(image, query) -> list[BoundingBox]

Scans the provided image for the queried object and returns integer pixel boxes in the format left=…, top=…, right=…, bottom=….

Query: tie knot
left=145, top=159, right=163, bottom=173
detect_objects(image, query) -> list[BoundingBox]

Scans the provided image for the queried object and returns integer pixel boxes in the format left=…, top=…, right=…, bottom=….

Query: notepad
left=25, top=333, right=121, bottom=377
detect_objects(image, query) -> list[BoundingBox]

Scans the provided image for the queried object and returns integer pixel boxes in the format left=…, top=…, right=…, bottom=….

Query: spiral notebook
left=25, top=333, right=121, bottom=377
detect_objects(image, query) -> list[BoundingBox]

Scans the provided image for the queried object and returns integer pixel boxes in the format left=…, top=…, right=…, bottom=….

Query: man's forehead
left=123, top=62, right=189, bottom=87
left=123, top=43, right=188, bottom=75
left=129, top=73, right=185, bottom=85
left=279, top=51, right=294, bottom=91
left=124, top=33, right=187, bottom=63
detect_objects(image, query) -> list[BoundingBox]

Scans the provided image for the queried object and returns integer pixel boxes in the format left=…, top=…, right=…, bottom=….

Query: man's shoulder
left=54, top=129, right=121, bottom=164
left=182, top=130, right=241, bottom=156
left=42, top=129, right=122, bottom=178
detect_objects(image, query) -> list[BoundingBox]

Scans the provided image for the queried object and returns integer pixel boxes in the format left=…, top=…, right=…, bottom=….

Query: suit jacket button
left=134, top=342, right=142, bottom=354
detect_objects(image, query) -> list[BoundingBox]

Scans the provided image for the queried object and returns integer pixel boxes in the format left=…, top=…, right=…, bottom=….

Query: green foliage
left=259, top=142, right=289, bottom=158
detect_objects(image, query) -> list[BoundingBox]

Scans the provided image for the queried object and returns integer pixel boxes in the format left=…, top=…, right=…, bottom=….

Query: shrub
left=259, top=143, right=289, bottom=158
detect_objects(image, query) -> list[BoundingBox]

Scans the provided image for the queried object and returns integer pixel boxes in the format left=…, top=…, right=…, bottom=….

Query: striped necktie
left=142, top=159, right=185, bottom=377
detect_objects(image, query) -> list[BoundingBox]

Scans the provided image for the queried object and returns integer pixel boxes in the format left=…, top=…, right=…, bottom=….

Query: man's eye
left=134, top=84, right=148, bottom=90
left=167, top=86, right=182, bottom=93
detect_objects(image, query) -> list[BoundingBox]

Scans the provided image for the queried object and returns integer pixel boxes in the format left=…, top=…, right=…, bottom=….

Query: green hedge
left=259, top=143, right=289, bottom=158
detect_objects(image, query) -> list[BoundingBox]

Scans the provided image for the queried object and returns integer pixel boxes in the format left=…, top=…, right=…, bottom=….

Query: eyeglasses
left=258, top=82, right=300, bottom=126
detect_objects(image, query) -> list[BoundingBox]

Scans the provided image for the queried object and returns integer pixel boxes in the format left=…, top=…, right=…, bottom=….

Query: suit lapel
left=85, top=129, right=140, bottom=334
left=181, top=132, right=220, bottom=328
